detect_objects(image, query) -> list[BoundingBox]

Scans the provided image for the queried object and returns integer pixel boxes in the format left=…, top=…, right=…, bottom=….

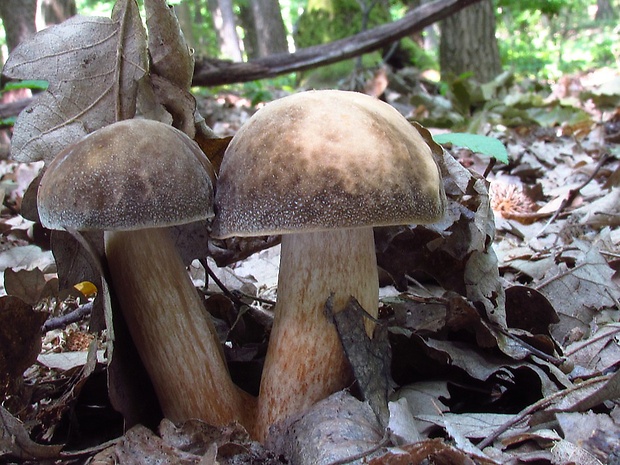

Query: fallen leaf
left=556, top=411, right=620, bottom=463
left=535, top=241, right=620, bottom=343
left=0, top=406, right=63, bottom=461
left=0, top=296, right=47, bottom=390
left=369, top=438, right=498, bottom=465
left=145, top=0, right=194, bottom=90
left=327, top=296, right=392, bottom=428
left=550, top=439, right=605, bottom=465
left=267, top=391, right=384, bottom=465
left=3, top=268, right=57, bottom=305
left=2, top=0, right=148, bottom=164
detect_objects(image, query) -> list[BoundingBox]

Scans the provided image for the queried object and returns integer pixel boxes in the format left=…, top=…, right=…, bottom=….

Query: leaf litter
left=0, top=1, right=619, bottom=464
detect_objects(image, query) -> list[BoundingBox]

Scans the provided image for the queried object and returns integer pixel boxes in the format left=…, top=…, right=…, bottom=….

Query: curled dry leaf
left=140, top=0, right=198, bottom=137
left=112, top=420, right=274, bottom=465
left=3, top=268, right=58, bottom=306
left=0, top=296, right=47, bottom=391
left=369, top=438, right=498, bottom=465
left=145, top=0, right=194, bottom=90
left=534, top=241, right=620, bottom=344
left=327, top=296, right=393, bottom=428
left=0, top=406, right=63, bottom=461
left=267, top=391, right=385, bottom=465
left=377, top=123, right=511, bottom=353
left=2, top=0, right=148, bottom=164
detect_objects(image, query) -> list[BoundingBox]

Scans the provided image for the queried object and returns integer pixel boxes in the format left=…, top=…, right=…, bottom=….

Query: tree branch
left=192, top=0, right=483, bottom=86
left=0, top=0, right=482, bottom=121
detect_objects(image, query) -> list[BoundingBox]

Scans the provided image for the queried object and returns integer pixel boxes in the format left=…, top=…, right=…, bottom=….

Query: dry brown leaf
left=3, top=0, right=147, bottom=164
left=3, top=268, right=58, bottom=306
left=565, top=323, right=620, bottom=375
left=550, top=439, right=605, bottom=465
left=145, top=0, right=194, bottom=90
left=328, top=296, right=392, bottom=428
left=267, top=391, right=384, bottom=465
left=0, top=296, right=47, bottom=390
left=0, top=406, right=64, bottom=461
left=115, top=424, right=202, bottom=465
left=556, top=411, right=620, bottom=463
left=369, top=438, right=498, bottom=465
left=535, top=241, right=620, bottom=344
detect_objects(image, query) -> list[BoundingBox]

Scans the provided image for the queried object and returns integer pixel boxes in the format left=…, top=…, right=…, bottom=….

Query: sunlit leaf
left=433, top=133, right=509, bottom=164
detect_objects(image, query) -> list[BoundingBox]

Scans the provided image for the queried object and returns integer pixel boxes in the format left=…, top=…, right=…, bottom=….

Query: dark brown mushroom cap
left=38, top=119, right=215, bottom=231
left=212, top=90, right=446, bottom=239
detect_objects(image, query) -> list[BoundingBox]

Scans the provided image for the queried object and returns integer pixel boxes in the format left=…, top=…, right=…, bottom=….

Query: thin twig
left=42, top=302, right=93, bottom=332
left=493, top=324, right=565, bottom=366
left=200, top=257, right=245, bottom=306
left=200, top=258, right=276, bottom=307
left=327, top=428, right=393, bottom=465
left=535, top=153, right=609, bottom=237
left=563, top=323, right=620, bottom=357
left=231, top=289, right=276, bottom=306
left=477, top=374, right=612, bottom=449
left=482, top=157, right=496, bottom=178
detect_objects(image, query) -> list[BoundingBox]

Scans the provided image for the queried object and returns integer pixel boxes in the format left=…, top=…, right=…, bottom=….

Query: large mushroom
left=211, top=90, right=446, bottom=440
left=37, top=119, right=254, bottom=429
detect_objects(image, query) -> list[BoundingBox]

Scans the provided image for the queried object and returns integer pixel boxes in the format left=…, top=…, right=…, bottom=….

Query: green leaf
left=2, top=80, right=49, bottom=92
left=433, top=133, right=509, bottom=164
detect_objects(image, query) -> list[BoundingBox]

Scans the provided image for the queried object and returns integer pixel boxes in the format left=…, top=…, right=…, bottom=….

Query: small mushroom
left=211, top=90, right=446, bottom=440
left=37, top=119, right=254, bottom=429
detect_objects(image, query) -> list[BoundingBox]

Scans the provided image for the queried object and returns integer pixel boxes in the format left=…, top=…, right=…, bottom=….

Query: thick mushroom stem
left=104, top=227, right=255, bottom=429
left=255, top=227, right=379, bottom=440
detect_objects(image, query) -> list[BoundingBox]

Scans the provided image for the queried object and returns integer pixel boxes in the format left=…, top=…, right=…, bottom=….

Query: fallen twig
left=42, top=302, right=93, bottom=332
left=477, top=374, right=612, bottom=449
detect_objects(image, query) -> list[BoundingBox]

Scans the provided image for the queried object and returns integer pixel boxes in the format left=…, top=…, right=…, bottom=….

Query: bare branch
left=192, top=0, right=483, bottom=86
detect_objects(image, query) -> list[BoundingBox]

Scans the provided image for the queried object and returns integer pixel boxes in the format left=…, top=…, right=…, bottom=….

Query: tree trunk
left=0, top=0, right=38, bottom=52
left=174, top=0, right=197, bottom=53
left=207, top=0, right=243, bottom=61
left=595, top=0, right=615, bottom=21
left=38, top=0, right=76, bottom=27
left=247, top=0, right=289, bottom=58
left=439, top=0, right=501, bottom=82
left=238, top=3, right=258, bottom=60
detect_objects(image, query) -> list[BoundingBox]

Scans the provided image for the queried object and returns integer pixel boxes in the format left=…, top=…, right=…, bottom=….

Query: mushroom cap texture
left=212, top=90, right=446, bottom=238
left=38, top=119, right=215, bottom=231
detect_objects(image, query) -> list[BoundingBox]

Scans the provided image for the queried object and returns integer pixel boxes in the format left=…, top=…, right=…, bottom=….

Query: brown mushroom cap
left=212, top=90, right=446, bottom=239
left=38, top=119, right=215, bottom=231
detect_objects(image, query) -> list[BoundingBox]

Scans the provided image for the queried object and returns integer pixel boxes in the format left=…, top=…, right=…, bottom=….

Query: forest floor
left=0, top=65, right=619, bottom=465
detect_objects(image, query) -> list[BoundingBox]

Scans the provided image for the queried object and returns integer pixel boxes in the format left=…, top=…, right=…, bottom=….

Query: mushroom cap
left=212, top=90, right=446, bottom=239
left=38, top=119, right=215, bottom=231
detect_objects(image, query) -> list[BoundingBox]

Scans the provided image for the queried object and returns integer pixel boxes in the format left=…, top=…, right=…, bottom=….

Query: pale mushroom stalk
left=37, top=119, right=255, bottom=431
left=256, top=228, right=378, bottom=439
left=105, top=228, right=255, bottom=428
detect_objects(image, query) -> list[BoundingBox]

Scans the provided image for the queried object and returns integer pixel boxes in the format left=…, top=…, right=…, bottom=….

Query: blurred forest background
left=0, top=0, right=618, bottom=95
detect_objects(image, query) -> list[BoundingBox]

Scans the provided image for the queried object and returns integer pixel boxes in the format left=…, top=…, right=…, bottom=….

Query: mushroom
left=211, top=90, right=446, bottom=440
left=37, top=119, right=254, bottom=429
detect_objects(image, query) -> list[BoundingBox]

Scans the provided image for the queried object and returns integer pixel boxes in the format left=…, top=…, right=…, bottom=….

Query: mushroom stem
left=255, top=227, right=379, bottom=440
left=104, top=227, right=255, bottom=429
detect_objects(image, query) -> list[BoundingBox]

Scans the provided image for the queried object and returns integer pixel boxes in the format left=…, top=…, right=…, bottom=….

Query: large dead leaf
left=145, top=0, right=194, bottom=90
left=0, top=406, right=63, bottom=461
left=2, top=0, right=148, bottom=164
left=0, top=296, right=47, bottom=392
left=535, top=241, right=620, bottom=343
left=267, top=391, right=384, bottom=465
